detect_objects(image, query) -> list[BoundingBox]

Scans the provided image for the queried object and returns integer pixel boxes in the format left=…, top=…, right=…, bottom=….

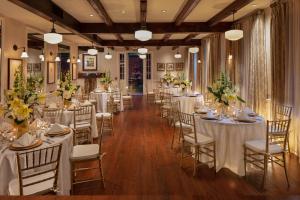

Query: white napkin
left=48, top=103, right=57, bottom=109
left=17, top=133, right=35, bottom=146
left=82, top=100, right=92, bottom=105
left=48, top=123, right=64, bottom=134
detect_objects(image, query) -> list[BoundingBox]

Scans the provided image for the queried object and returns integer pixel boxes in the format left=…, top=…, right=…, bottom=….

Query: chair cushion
left=245, top=139, right=283, bottom=154
left=71, top=144, right=99, bottom=161
left=70, top=122, right=91, bottom=129
left=147, top=91, right=154, bottom=94
left=96, top=112, right=112, bottom=119
left=175, top=121, right=193, bottom=129
left=123, top=95, right=132, bottom=99
left=9, top=172, right=55, bottom=195
left=161, top=105, right=171, bottom=109
left=184, top=134, right=214, bottom=145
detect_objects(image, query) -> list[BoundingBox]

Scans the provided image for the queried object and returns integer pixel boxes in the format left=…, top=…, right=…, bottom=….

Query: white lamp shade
left=40, top=56, right=45, bottom=62
left=87, top=48, right=98, bottom=55
left=135, top=30, right=152, bottom=41
left=39, top=54, right=44, bottom=61
left=189, top=47, right=199, bottom=54
left=174, top=52, right=182, bottom=59
left=77, top=58, right=81, bottom=63
left=44, top=32, right=62, bottom=44
left=138, top=47, right=148, bottom=54
left=197, top=59, right=201, bottom=63
left=67, top=58, right=70, bottom=63
left=21, top=51, right=28, bottom=58
left=55, top=56, right=61, bottom=62
left=105, top=53, right=112, bottom=59
left=225, top=29, right=243, bottom=41
left=139, top=54, right=146, bottom=59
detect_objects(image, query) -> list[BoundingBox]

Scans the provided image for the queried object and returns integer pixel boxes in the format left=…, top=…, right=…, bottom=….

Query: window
left=119, top=53, right=125, bottom=80
left=146, top=54, right=151, bottom=79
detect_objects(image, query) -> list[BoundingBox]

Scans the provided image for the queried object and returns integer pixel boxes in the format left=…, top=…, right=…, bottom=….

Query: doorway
left=128, top=53, right=143, bottom=95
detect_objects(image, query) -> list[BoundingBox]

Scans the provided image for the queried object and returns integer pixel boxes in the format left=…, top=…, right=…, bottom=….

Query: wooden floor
left=3, top=96, right=300, bottom=199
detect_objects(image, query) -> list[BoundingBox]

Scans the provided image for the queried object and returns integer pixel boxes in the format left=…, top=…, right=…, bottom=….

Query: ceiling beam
left=183, top=33, right=198, bottom=42
left=101, top=39, right=201, bottom=46
left=80, top=22, right=232, bottom=34
left=140, top=0, right=147, bottom=26
left=162, top=33, right=172, bottom=42
left=8, top=0, right=102, bottom=46
left=172, top=46, right=179, bottom=50
left=208, top=0, right=254, bottom=26
left=174, top=0, right=201, bottom=26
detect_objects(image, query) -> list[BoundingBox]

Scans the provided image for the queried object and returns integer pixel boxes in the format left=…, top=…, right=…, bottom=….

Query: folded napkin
left=17, top=133, right=35, bottom=146
left=48, top=103, right=57, bottom=109
left=48, top=123, right=65, bottom=134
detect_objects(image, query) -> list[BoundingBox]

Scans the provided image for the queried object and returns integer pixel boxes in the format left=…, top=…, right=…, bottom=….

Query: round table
left=0, top=128, right=73, bottom=195
left=194, top=115, right=265, bottom=176
left=90, top=91, right=124, bottom=113
left=173, top=95, right=204, bottom=114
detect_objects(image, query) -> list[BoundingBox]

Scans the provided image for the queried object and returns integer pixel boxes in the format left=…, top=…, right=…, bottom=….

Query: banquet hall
left=0, top=0, right=299, bottom=199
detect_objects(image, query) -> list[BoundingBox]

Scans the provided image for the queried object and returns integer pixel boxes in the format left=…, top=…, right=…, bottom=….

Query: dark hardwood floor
left=2, top=96, right=300, bottom=199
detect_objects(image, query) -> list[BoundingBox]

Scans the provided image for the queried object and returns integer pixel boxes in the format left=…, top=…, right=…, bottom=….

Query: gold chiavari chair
left=88, top=93, right=97, bottom=109
left=244, top=119, right=290, bottom=190
left=180, top=113, right=216, bottom=176
left=9, top=144, right=62, bottom=195
left=42, top=108, right=63, bottom=124
left=271, top=104, right=293, bottom=153
left=70, top=115, right=106, bottom=194
left=154, top=89, right=163, bottom=105
left=146, top=86, right=155, bottom=104
left=95, top=97, right=114, bottom=135
left=160, top=92, right=172, bottom=120
left=70, top=105, right=93, bottom=145
left=122, top=89, right=133, bottom=110
left=111, top=91, right=121, bottom=111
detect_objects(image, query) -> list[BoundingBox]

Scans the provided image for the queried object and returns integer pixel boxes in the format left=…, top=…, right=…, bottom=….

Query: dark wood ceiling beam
left=208, top=0, right=254, bottom=26
left=140, top=0, right=147, bottom=26
left=172, top=46, right=179, bottom=50
left=8, top=0, right=102, bottom=46
left=80, top=22, right=232, bottom=34
left=174, top=0, right=201, bottom=26
left=101, top=39, right=201, bottom=46
left=183, top=33, right=198, bottom=42
left=162, top=33, right=172, bottom=42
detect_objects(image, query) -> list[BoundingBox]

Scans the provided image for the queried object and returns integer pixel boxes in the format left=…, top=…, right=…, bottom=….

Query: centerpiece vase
left=64, top=99, right=72, bottom=108
left=14, top=120, right=29, bottom=139
left=103, top=84, right=109, bottom=91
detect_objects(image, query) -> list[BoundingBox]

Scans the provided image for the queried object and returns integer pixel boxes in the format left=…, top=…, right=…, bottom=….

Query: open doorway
left=128, top=53, right=143, bottom=95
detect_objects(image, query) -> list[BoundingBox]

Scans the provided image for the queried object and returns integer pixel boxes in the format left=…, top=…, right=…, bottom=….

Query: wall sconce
left=13, top=44, right=28, bottom=58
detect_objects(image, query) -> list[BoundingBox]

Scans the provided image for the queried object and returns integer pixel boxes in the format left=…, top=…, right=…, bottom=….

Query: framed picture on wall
left=83, top=54, right=97, bottom=71
left=8, top=58, right=23, bottom=89
left=33, top=63, right=41, bottom=72
left=72, top=63, right=77, bottom=80
left=175, top=62, right=184, bottom=71
left=47, top=61, right=56, bottom=84
left=166, top=63, right=174, bottom=71
left=157, top=63, right=165, bottom=71
left=27, top=63, right=33, bottom=72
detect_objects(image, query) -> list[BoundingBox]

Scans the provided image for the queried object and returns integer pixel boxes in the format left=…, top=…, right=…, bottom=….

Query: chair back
left=179, top=112, right=196, bottom=142
left=16, top=144, right=62, bottom=195
left=112, top=91, right=121, bottom=101
left=43, top=108, right=62, bottom=124
left=73, top=105, right=93, bottom=128
left=267, top=120, right=290, bottom=152
left=273, top=104, right=292, bottom=120
left=162, top=92, right=172, bottom=103
left=171, top=101, right=181, bottom=122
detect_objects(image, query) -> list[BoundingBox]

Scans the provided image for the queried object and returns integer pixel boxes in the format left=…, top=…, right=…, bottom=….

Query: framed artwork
left=175, top=62, right=184, bottom=71
left=47, top=61, right=56, bottom=84
left=72, top=63, right=77, bottom=80
left=83, top=54, right=97, bottom=71
left=27, top=63, right=33, bottom=72
left=33, top=63, right=41, bottom=72
left=166, top=63, right=174, bottom=71
left=8, top=58, right=23, bottom=89
left=157, top=63, right=165, bottom=71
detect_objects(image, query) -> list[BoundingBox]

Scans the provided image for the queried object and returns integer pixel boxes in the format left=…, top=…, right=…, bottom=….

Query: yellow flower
left=37, top=93, right=46, bottom=104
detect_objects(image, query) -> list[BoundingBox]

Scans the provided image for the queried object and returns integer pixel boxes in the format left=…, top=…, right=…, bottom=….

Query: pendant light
left=44, top=20, right=63, bottom=44
left=135, top=25, right=152, bottom=41
left=139, top=54, right=146, bottom=59
left=77, top=56, right=81, bottom=63
left=105, top=52, right=112, bottom=60
left=225, top=11, right=243, bottom=41
left=87, top=42, right=98, bottom=55
left=55, top=55, right=61, bottom=62
left=20, top=48, right=29, bottom=58
left=138, top=47, right=148, bottom=54
left=174, top=51, right=182, bottom=59
left=39, top=50, right=44, bottom=62
left=189, top=47, right=199, bottom=54
left=67, top=58, right=70, bottom=63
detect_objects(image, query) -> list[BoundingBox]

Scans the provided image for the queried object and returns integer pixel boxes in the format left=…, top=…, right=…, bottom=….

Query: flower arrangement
left=174, top=73, right=192, bottom=89
left=56, top=71, right=80, bottom=101
left=207, top=72, right=245, bottom=106
left=99, top=72, right=112, bottom=91
left=162, top=72, right=175, bottom=85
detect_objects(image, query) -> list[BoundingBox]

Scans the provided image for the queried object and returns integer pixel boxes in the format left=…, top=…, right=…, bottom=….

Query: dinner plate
left=45, top=127, right=71, bottom=137
left=9, top=139, right=43, bottom=151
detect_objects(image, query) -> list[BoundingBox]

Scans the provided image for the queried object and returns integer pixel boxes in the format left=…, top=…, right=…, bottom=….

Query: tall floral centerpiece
left=4, top=65, right=45, bottom=138
left=174, top=73, right=192, bottom=93
left=56, top=72, right=80, bottom=107
left=162, top=72, right=175, bottom=86
left=99, top=72, right=112, bottom=91
left=207, top=72, right=245, bottom=115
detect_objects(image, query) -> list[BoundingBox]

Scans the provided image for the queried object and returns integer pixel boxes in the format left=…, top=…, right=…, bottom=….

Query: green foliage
left=99, top=72, right=112, bottom=85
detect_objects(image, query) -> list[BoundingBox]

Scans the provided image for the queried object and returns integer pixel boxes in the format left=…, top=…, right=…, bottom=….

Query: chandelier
left=138, top=47, right=148, bottom=54
left=105, top=52, right=112, bottom=59
left=225, top=12, right=243, bottom=41
left=139, top=54, right=146, bottom=59
left=174, top=51, right=182, bottom=59
left=135, top=25, right=152, bottom=41
left=87, top=42, right=98, bottom=55
left=44, top=20, right=63, bottom=44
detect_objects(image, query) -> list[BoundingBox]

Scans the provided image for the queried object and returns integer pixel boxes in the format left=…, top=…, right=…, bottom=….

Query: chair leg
left=261, top=155, right=268, bottom=190
left=70, top=162, right=74, bottom=194
left=180, top=141, right=184, bottom=168
left=283, top=153, right=290, bottom=188
left=244, top=146, right=247, bottom=178
left=193, top=147, right=199, bottom=176
left=99, top=159, right=105, bottom=189
left=171, top=126, right=176, bottom=149
left=213, top=143, right=217, bottom=174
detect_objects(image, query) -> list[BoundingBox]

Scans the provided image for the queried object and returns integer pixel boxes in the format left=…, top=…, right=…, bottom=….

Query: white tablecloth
left=194, top=115, right=265, bottom=176
left=173, top=95, right=204, bottom=114
left=0, top=129, right=73, bottom=195
left=90, top=92, right=124, bottom=113
left=61, top=105, right=98, bottom=138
